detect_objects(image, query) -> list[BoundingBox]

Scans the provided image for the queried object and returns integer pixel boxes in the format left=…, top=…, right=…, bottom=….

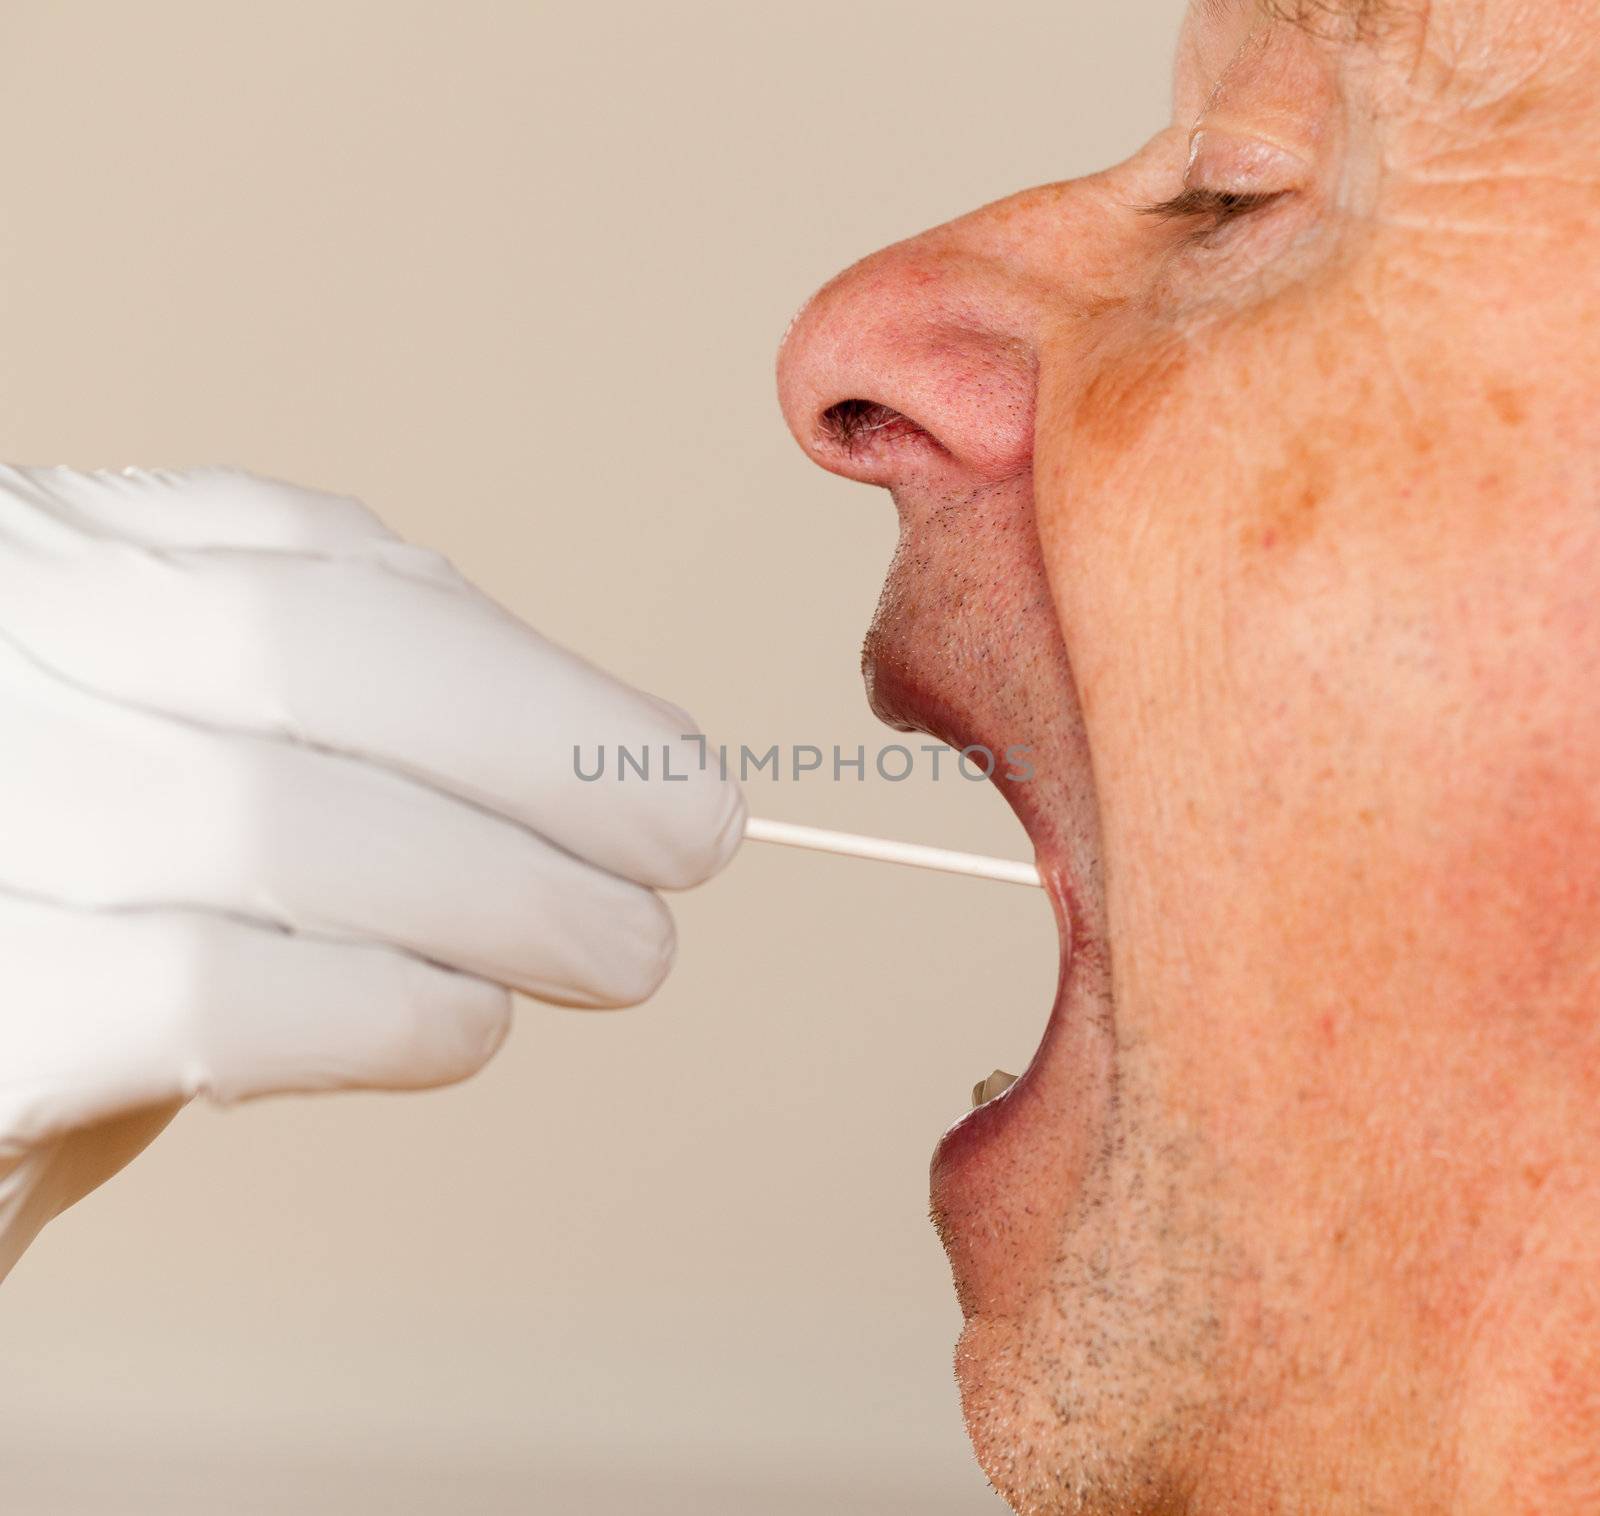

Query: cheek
left=1037, top=291, right=1432, bottom=873
left=1034, top=290, right=1600, bottom=1073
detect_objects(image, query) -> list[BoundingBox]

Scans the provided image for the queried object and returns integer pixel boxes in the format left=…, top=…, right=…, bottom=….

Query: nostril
left=818, top=399, right=927, bottom=455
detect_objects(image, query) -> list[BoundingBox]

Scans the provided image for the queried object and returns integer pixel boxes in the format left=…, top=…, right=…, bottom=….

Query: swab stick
left=744, top=816, right=1043, bottom=889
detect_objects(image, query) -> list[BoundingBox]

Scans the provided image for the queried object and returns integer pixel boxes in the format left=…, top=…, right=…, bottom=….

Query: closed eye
left=1139, top=185, right=1288, bottom=230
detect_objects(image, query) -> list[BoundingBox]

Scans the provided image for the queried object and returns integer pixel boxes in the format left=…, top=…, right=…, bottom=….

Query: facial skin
left=777, top=0, right=1600, bottom=1510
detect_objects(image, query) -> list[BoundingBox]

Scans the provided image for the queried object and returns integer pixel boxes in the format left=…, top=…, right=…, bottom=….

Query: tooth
left=970, top=1069, right=1018, bottom=1109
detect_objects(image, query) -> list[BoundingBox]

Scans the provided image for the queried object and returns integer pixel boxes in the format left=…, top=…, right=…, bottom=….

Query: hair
left=1266, top=0, right=1406, bottom=39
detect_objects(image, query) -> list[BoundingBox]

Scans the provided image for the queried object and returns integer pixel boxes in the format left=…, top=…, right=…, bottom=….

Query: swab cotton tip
left=744, top=816, right=1042, bottom=889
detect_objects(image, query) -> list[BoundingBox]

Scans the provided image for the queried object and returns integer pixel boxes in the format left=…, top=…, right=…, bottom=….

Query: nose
left=776, top=197, right=1056, bottom=493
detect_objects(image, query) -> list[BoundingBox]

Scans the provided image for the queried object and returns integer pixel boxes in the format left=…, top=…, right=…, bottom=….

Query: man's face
left=779, top=0, right=1600, bottom=1508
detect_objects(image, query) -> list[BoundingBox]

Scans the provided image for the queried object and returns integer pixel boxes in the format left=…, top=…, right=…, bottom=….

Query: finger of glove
left=0, top=894, right=510, bottom=1155
left=2, top=539, right=745, bottom=891
left=0, top=637, right=677, bottom=1007
left=0, top=464, right=396, bottom=553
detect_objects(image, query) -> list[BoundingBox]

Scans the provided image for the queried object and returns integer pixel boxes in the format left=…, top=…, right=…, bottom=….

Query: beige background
left=0, top=2, right=1183, bottom=1510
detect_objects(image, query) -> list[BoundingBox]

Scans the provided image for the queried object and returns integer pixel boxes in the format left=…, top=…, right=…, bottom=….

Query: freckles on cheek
left=1033, top=328, right=1198, bottom=623
left=1242, top=437, right=1334, bottom=555
left=1033, top=293, right=1413, bottom=767
left=1033, top=322, right=1303, bottom=730
left=1068, top=335, right=1195, bottom=462
left=1231, top=373, right=1414, bottom=566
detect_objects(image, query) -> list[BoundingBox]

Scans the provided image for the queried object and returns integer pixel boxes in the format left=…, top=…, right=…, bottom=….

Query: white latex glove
left=0, top=465, right=744, bottom=1278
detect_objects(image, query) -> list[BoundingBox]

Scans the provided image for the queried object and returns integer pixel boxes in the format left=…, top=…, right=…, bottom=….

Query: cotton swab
left=744, top=816, right=1042, bottom=889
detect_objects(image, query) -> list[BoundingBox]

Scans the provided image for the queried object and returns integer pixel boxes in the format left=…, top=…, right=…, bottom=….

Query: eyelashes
left=1139, top=185, right=1289, bottom=235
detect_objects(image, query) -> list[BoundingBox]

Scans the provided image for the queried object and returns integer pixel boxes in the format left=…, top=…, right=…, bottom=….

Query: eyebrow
left=1196, top=0, right=1395, bottom=40
left=1194, top=0, right=1387, bottom=28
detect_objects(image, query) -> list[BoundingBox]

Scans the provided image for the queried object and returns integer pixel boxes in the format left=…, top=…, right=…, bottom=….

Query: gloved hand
left=0, top=465, right=744, bottom=1278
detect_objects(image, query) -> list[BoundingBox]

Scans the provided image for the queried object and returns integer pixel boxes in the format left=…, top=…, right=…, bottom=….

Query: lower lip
left=929, top=869, right=1101, bottom=1321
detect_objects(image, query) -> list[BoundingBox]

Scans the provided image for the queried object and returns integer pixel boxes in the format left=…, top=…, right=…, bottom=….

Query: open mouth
left=857, top=468, right=1114, bottom=1321
left=862, top=638, right=1078, bottom=1077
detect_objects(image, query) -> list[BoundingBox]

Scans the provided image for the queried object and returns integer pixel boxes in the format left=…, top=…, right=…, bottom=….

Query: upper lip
left=864, top=647, right=979, bottom=755
left=862, top=628, right=1066, bottom=870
